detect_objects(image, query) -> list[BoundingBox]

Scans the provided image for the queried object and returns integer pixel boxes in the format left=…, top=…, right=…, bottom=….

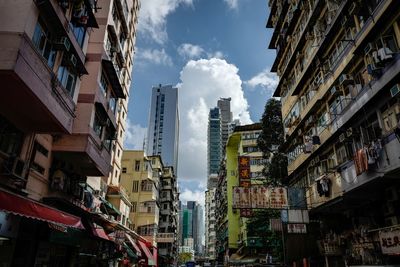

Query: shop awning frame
left=125, top=233, right=142, bottom=257
left=139, top=240, right=156, bottom=266
left=0, top=189, right=84, bottom=229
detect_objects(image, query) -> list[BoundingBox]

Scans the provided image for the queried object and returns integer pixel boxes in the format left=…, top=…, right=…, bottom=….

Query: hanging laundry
left=354, top=148, right=368, bottom=175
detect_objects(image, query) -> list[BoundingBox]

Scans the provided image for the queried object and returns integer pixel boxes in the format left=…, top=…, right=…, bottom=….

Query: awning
left=123, top=242, right=138, bottom=260
left=89, top=221, right=110, bottom=241
left=0, top=190, right=83, bottom=229
left=139, top=241, right=156, bottom=266
left=100, top=197, right=121, bottom=216
left=125, top=233, right=142, bottom=257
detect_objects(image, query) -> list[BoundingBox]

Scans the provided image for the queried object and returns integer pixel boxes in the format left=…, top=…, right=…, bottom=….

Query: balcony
left=52, top=128, right=111, bottom=176
left=0, top=32, right=75, bottom=133
left=157, top=233, right=175, bottom=243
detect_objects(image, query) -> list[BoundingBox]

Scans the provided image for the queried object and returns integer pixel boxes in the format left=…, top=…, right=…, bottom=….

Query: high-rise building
left=0, top=0, right=146, bottom=266
left=205, top=98, right=232, bottom=261
left=268, top=0, right=400, bottom=264
left=217, top=97, right=233, bottom=149
left=181, top=201, right=203, bottom=255
left=146, top=84, right=179, bottom=172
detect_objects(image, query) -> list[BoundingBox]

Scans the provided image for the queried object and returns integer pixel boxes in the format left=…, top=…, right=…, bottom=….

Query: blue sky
left=124, top=0, right=277, bottom=205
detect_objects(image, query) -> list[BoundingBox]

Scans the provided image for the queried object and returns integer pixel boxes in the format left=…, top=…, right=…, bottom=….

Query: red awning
left=0, top=189, right=83, bottom=229
left=125, top=233, right=142, bottom=257
left=139, top=240, right=156, bottom=266
left=92, top=226, right=110, bottom=241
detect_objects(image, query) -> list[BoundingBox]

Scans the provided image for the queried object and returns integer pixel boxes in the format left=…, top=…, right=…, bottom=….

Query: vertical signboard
left=238, top=156, right=251, bottom=187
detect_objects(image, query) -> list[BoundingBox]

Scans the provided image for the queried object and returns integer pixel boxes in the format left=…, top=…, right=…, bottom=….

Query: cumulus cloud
left=179, top=188, right=206, bottom=206
left=245, top=69, right=279, bottom=96
left=136, top=48, right=173, bottom=66
left=124, top=119, right=147, bottom=150
left=177, top=43, right=205, bottom=59
left=177, top=43, right=225, bottom=60
left=178, top=58, right=252, bottom=187
left=138, top=0, right=193, bottom=44
left=224, top=0, right=239, bottom=9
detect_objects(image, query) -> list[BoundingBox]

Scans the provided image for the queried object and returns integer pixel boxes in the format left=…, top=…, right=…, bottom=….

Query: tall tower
left=217, top=97, right=233, bottom=150
left=207, top=107, right=222, bottom=188
left=146, top=84, right=179, bottom=172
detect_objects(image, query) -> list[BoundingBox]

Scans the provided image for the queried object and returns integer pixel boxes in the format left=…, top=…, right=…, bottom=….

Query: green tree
left=178, top=252, right=192, bottom=265
left=257, top=98, right=288, bottom=184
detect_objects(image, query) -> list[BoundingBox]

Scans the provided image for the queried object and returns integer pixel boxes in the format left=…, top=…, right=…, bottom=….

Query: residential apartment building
left=205, top=188, right=217, bottom=260
left=158, top=165, right=179, bottom=266
left=268, top=0, right=400, bottom=265
left=215, top=123, right=265, bottom=265
left=146, top=84, right=179, bottom=172
left=0, top=0, right=147, bottom=266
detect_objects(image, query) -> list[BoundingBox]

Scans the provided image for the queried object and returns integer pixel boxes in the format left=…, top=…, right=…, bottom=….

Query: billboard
left=233, top=186, right=288, bottom=209
left=238, top=156, right=251, bottom=187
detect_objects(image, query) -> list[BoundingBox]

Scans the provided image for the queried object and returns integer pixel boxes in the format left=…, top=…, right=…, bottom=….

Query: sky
left=124, top=0, right=278, bottom=206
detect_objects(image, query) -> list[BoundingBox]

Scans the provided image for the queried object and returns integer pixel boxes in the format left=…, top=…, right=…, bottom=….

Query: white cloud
left=177, top=43, right=205, bottom=59
left=124, top=119, right=147, bottom=150
left=177, top=43, right=225, bottom=60
left=136, top=48, right=173, bottom=66
left=179, top=188, right=206, bottom=206
left=224, top=0, right=239, bottom=9
left=245, top=69, right=279, bottom=96
left=138, top=0, right=193, bottom=44
left=178, top=58, right=252, bottom=187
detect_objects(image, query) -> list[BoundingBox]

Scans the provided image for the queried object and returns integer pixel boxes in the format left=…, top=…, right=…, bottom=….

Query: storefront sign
left=380, top=228, right=400, bottom=255
left=232, top=186, right=288, bottom=209
left=238, top=156, right=251, bottom=187
left=287, top=223, right=307, bottom=234
left=240, top=209, right=253, bottom=217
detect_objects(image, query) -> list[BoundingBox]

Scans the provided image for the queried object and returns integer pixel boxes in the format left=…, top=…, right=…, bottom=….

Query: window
left=35, top=142, right=49, bottom=157
left=57, top=66, right=77, bottom=97
left=71, top=23, right=86, bottom=47
left=132, top=180, right=139, bottom=192
left=100, top=72, right=108, bottom=96
left=135, top=160, right=140, bottom=171
left=122, top=167, right=127, bottom=173
left=131, top=202, right=137, bottom=212
left=109, top=95, right=117, bottom=114
left=93, top=111, right=104, bottom=137
left=163, top=204, right=168, bottom=209
left=32, top=18, right=56, bottom=68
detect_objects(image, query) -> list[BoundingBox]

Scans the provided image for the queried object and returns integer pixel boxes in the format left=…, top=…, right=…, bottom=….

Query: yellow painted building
left=121, top=150, right=162, bottom=246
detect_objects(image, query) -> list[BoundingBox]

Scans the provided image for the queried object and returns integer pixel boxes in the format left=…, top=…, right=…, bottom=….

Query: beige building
left=268, top=0, right=400, bottom=264
left=121, top=151, right=162, bottom=246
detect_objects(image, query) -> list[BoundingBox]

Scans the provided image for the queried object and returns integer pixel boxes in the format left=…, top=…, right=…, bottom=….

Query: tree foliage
left=257, top=98, right=288, bottom=184
left=178, top=252, right=192, bottom=264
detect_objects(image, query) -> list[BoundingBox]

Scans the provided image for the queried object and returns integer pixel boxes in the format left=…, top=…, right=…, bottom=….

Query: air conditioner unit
left=70, top=54, right=77, bottom=67
left=53, top=36, right=71, bottom=51
left=2, top=157, right=27, bottom=180
left=339, top=133, right=345, bottom=142
left=346, top=127, right=353, bottom=137
left=364, top=43, right=374, bottom=55
left=339, top=74, right=353, bottom=86
left=330, top=86, right=337, bottom=96
left=390, top=84, right=400, bottom=98
left=327, top=158, right=336, bottom=169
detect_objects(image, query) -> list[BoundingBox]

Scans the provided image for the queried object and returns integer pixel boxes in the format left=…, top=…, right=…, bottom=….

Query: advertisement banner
left=232, top=186, right=288, bottom=210
left=380, top=228, right=400, bottom=255
left=269, top=187, right=288, bottom=209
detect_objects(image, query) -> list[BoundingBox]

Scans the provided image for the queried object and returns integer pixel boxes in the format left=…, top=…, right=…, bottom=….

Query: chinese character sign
left=232, top=187, right=251, bottom=208
left=232, top=186, right=288, bottom=210
left=270, top=187, right=288, bottom=209
left=238, top=156, right=251, bottom=187
left=380, top=229, right=400, bottom=255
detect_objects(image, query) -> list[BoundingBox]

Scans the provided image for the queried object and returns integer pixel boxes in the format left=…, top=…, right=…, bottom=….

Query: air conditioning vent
left=330, top=86, right=337, bottom=96
left=346, top=127, right=353, bottom=137
left=70, top=54, right=77, bottom=67
left=390, top=84, right=400, bottom=98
